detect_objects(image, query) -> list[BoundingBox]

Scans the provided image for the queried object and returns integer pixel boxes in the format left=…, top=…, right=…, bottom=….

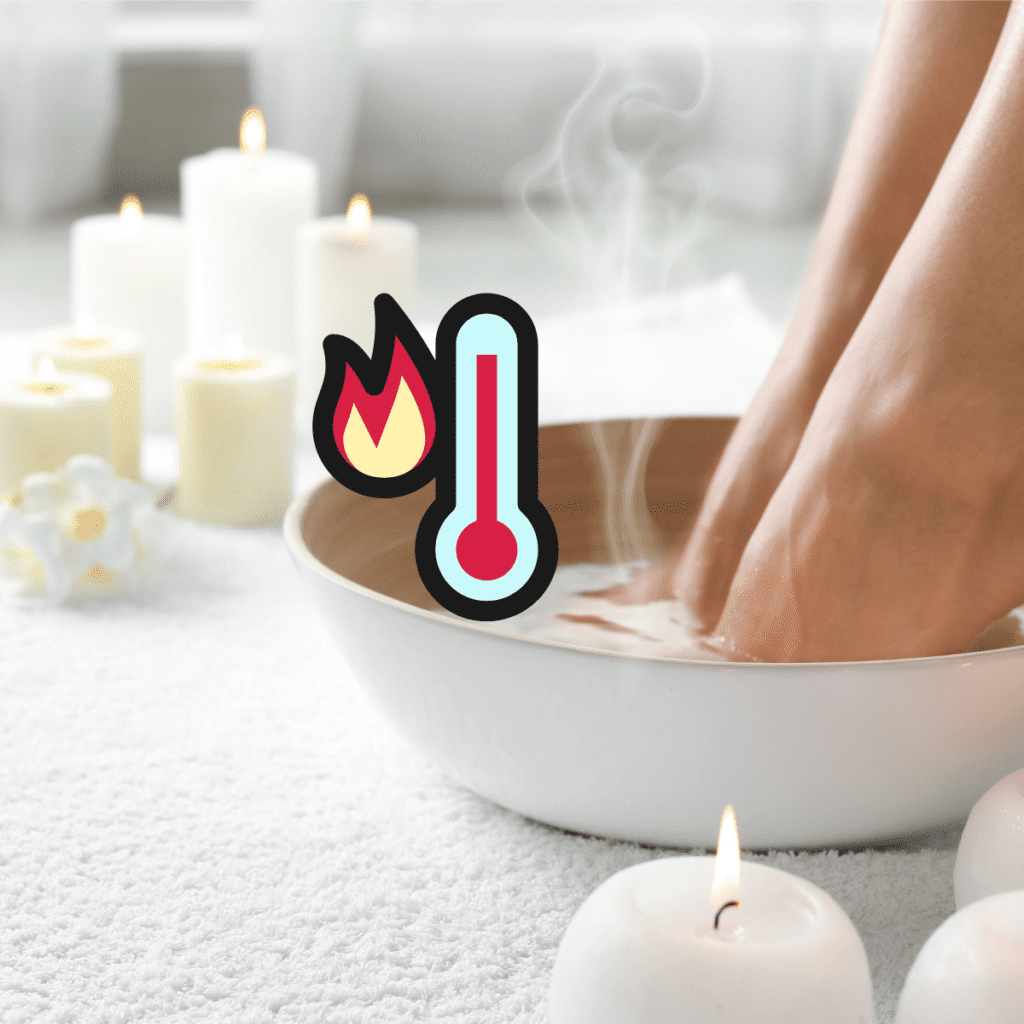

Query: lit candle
left=70, top=195, right=187, bottom=432
left=894, top=891, right=1024, bottom=1023
left=0, top=359, right=112, bottom=499
left=181, top=107, right=318, bottom=358
left=953, top=768, right=1024, bottom=909
left=32, top=324, right=142, bottom=481
left=549, top=806, right=876, bottom=1024
left=174, top=336, right=295, bottom=526
left=296, top=193, right=417, bottom=420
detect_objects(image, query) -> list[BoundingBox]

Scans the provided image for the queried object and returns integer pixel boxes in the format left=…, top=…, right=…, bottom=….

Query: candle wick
left=713, top=900, right=740, bottom=930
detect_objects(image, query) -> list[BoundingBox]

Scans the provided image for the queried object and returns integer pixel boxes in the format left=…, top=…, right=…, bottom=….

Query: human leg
left=650, top=1, right=1011, bottom=627
left=715, top=0, right=1024, bottom=661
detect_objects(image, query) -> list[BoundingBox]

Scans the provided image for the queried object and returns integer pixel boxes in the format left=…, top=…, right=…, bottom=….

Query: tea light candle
left=549, top=807, right=876, bottom=1024
left=953, top=768, right=1024, bottom=909
left=296, top=193, right=417, bottom=419
left=895, top=891, right=1024, bottom=1023
left=32, top=325, right=142, bottom=481
left=0, top=362, right=112, bottom=498
left=71, top=195, right=187, bottom=431
left=174, top=340, right=295, bottom=526
left=181, top=107, right=318, bottom=359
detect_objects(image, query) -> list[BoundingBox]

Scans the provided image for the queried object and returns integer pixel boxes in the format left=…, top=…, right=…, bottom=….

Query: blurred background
left=0, top=0, right=884, bottom=334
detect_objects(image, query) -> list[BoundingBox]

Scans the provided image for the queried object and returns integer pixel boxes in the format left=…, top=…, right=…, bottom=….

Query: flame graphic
left=333, top=339, right=434, bottom=478
left=313, top=293, right=438, bottom=499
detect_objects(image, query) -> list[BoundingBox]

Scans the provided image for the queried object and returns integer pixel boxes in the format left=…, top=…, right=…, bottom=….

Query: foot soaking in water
left=496, top=562, right=1024, bottom=662
left=493, top=562, right=725, bottom=661
left=601, top=0, right=1024, bottom=663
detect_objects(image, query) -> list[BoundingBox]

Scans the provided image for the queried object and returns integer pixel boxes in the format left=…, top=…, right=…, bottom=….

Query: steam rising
left=587, top=418, right=662, bottom=567
left=521, top=42, right=709, bottom=301
left=524, top=43, right=711, bottom=567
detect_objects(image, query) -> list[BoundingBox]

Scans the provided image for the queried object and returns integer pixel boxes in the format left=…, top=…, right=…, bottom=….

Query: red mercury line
left=476, top=354, right=498, bottom=523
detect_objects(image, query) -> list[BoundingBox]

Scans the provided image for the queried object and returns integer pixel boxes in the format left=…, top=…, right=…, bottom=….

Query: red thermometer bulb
left=455, top=353, right=518, bottom=580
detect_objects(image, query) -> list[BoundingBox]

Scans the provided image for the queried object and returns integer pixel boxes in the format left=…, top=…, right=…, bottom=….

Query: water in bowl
left=491, top=562, right=1024, bottom=662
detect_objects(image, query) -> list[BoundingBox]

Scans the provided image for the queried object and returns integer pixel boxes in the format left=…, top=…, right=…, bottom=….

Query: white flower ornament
left=0, top=455, right=164, bottom=602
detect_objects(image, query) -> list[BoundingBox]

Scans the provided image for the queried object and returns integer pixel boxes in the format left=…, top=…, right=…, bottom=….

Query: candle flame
left=225, top=334, right=244, bottom=360
left=38, top=357, right=56, bottom=381
left=710, top=804, right=741, bottom=911
left=119, top=194, right=143, bottom=225
left=240, top=107, right=266, bottom=155
left=345, top=193, right=372, bottom=245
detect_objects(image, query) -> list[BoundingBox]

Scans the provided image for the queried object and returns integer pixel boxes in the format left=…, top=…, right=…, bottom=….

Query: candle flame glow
left=240, top=107, right=267, bottom=155
left=38, top=357, right=56, bottom=381
left=119, top=194, right=143, bottom=225
left=225, top=334, right=244, bottom=360
left=345, top=193, right=372, bottom=245
left=710, top=804, right=741, bottom=911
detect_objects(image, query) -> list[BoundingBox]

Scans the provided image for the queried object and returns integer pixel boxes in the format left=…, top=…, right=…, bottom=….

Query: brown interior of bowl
left=301, top=417, right=737, bottom=611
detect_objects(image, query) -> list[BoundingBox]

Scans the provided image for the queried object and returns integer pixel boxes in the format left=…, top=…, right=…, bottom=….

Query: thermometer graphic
left=416, top=294, right=558, bottom=621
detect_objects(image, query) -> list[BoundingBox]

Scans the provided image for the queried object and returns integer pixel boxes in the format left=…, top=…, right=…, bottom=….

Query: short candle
left=0, top=361, right=112, bottom=499
left=895, top=890, right=1024, bottom=1023
left=174, top=340, right=295, bottom=527
left=32, top=325, right=142, bottom=481
left=954, top=767, right=1024, bottom=909
left=549, top=806, right=876, bottom=1024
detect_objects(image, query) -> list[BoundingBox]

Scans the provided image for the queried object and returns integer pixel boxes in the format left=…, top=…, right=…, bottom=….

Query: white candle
left=71, top=195, right=187, bottom=432
left=174, top=341, right=295, bottom=526
left=296, top=193, right=417, bottom=420
left=181, top=107, right=318, bottom=359
left=32, top=325, right=142, bottom=481
left=549, top=807, right=875, bottom=1024
left=0, top=362, right=111, bottom=498
left=953, top=768, right=1024, bottom=909
left=895, top=891, right=1024, bottom=1023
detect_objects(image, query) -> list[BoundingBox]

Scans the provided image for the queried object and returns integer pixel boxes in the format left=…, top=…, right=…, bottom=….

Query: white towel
left=0, top=279, right=962, bottom=1022
left=418, top=275, right=782, bottom=424
left=537, top=275, right=781, bottom=425
left=0, top=448, right=959, bottom=1023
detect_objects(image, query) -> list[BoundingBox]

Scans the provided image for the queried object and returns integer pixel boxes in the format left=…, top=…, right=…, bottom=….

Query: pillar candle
left=70, top=195, right=186, bottom=432
left=181, top=108, right=318, bottom=359
left=174, top=347, right=295, bottom=527
left=0, top=368, right=112, bottom=498
left=32, top=326, right=142, bottom=481
left=296, top=193, right=418, bottom=420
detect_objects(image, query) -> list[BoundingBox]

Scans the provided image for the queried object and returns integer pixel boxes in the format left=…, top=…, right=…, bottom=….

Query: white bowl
left=285, top=417, right=1024, bottom=849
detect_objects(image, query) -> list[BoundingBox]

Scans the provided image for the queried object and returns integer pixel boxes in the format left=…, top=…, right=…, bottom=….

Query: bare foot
left=715, top=352, right=1024, bottom=661
left=717, top=0, right=1024, bottom=661
left=665, top=365, right=819, bottom=628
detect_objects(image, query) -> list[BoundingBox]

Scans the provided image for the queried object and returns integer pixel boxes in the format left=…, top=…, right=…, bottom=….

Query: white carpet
left=0, top=504, right=962, bottom=1024
left=0, top=282, right=964, bottom=1022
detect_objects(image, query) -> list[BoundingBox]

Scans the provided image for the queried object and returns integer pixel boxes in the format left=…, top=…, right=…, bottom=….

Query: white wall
left=2, top=0, right=884, bottom=221
left=351, top=1, right=883, bottom=219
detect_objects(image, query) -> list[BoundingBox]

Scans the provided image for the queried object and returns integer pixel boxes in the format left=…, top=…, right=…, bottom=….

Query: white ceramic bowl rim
left=285, top=480, right=1024, bottom=671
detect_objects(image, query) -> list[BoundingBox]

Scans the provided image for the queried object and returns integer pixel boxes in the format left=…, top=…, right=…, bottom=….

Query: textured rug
left=0, top=281, right=964, bottom=1022
left=0, top=507, right=962, bottom=1024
